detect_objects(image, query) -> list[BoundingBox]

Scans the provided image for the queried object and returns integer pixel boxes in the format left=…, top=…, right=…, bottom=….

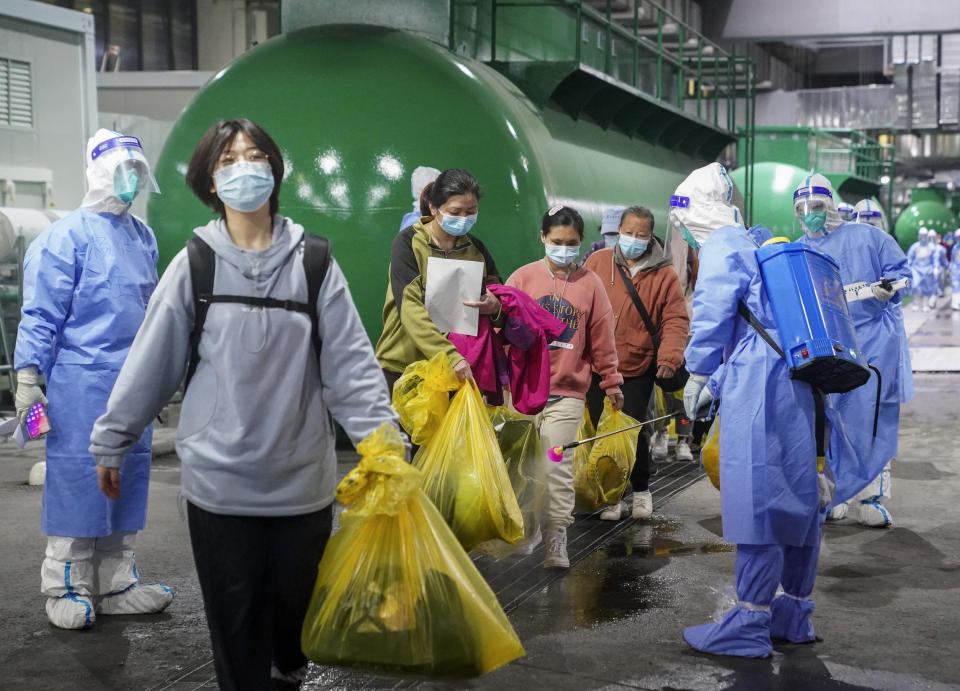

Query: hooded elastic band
left=793, top=185, right=833, bottom=200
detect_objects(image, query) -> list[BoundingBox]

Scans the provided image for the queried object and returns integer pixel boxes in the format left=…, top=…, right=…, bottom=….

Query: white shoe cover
left=515, top=527, right=542, bottom=555
left=827, top=502, right=849, bottom=521
left=98, top=584, right=174, bottom=615
left=857, top=501, right=893, bottom=527
left=632, top=490, right=653, bottom=519
left=599, top=503, right=624, bottom=521
left=46, top=594, right=95, bottom=629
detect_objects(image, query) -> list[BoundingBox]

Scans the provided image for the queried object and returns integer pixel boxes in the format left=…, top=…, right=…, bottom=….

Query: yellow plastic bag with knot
left=392, top=353, right=461, bottom=446
left=700, top=416, right=720, bottom=490
left=301, top=423, right=525, bottom=676
left=574, top=398, right=641, bottom=511
left=414, top=382, right=524, bottom=552
left=474, top=406, right=546, bottom=558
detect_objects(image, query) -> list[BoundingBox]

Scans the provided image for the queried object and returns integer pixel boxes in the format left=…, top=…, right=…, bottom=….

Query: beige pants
left=534, top=396, right=586, bottom=530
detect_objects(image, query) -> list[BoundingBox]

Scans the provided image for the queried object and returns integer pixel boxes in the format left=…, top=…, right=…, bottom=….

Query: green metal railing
left=448, top=0, right=757, bottom=222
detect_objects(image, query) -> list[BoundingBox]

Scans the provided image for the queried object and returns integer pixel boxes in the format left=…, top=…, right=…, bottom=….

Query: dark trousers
left=586, top=370, right=655, bottom=492
left=187, top=502, right=333, bottom=691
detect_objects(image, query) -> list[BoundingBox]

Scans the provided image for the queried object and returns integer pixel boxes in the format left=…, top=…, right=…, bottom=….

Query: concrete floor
left=1, top=302, right=959, bottom=690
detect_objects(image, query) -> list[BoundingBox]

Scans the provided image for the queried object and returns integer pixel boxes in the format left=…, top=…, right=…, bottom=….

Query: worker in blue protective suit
left=951, top=230, right=960, bottom=311
left=678, top=169, right=854, bottom=658
left=398, top=166, right=440, bottom=232
left=837, top=202, right=855, bottom=222
left=13, top=129, right=173, bottom=630
left=934, top=233, right=948, bottom=297
left=907, top=228, right=940, bottom=311
left=798, top=184, right=912, bottom=528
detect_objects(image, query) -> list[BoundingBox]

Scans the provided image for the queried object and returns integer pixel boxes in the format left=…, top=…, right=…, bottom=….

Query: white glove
left=871, top=283, right=896, bottom=302
left=817, top=471, right=836, bottom=510
left=15, top=366, right=47, bottom=426
left=682, top=374, right=711, bottom=420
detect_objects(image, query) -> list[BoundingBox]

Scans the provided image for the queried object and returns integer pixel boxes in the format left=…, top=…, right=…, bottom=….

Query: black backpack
left=184, top=233, right=332, bottom=390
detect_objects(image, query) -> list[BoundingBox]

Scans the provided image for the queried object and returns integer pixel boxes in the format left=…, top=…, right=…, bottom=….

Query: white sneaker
left=599, top=503, right=624, bottom=521
left=651, top=431, right=668, bottom=461
left=543, top=527, right=569, bottom=569
left=46, top=595, right=95, bottom=629
left=98, top=584, right=174, bottom=615
left=515, top=527, right=543, bottom=555
left=826, top=502, right=849, bottom=521
left=857, top=501, right=892, bottom=527
left=675, top=439, right=693, bottom=462
left=632, top=490, right=653, bottom=519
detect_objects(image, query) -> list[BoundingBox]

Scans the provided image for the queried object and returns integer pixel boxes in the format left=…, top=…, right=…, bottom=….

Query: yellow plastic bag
left=414, top=382, right=524, bottom=551
left=301, top=424, right=525, bottom=676
left=392, top=353, right=460, bottom=446
left=700, top=416, right=720, bottom=490
left=476, top=406, right=546, bottom=558
left=572, top=407, right=596, bottom=481
left=574, top=399, right=641, bottom=510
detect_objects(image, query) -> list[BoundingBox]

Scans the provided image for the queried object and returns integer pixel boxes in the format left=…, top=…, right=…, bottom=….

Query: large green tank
left=893, top=187, right=958, bottom=253
left=729, top=162, right=808, bottom=240
left=148, top=24, right=708, bottom=336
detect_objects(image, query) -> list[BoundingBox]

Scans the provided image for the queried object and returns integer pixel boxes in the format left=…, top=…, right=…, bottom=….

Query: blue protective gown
left=952, top=245, right=960, bottom=293
left=906, top=241, right=939, bottom=297
left=799, top=222, right=912, bottom=504
left=14, top=209, right=157, bottom=537
left=682, top=224, right=851, bottom=656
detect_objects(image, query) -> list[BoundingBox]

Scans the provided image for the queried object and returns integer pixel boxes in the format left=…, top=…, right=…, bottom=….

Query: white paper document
left=424, top=257, right=483, bottom=336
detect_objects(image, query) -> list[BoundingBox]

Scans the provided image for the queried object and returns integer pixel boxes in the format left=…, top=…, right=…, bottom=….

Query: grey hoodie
left=90, top=216, right=398, bottom=516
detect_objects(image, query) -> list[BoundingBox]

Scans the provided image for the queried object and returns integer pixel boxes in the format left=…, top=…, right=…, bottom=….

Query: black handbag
left=616, top=264, right=690, bottom=392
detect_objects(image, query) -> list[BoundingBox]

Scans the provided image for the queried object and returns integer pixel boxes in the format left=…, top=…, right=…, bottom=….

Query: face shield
left=793, top=175, right=841, bottom=238
left=81, top=130, right=159, bottom=214
left=837, top=203, right=855, bottom=222
left=668, top=162, right=742, bottom=250
left=853, top=199, right=885, bottom=230
left=919, top=229, right=930, bottom=244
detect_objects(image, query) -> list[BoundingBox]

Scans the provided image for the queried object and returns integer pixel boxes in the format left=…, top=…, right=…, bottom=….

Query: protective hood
left=667, top=163, right=742, bottom=249
left=410, top=166, right=440, bottom=201
left=793, top=172, right=842, bottom=238
left=80, top=128, right=159, bottom=215
left=853, top=198, right=885, bottom=230
left=837, top=202, right=855, bottom=221
left=601, top=205, right=626, bottom=235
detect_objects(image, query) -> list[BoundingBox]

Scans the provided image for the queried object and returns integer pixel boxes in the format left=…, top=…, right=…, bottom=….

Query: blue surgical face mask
left=603, top=233, right=618, bottom=248
left=544, top=242, right=580, bottom=267
left=214, top=161, right=275, bottom=213
left=802, top=211, right=827, bottom=235
left=618, top=234, right=648, bottom=259
left=437, top=210, right=477, bottom=236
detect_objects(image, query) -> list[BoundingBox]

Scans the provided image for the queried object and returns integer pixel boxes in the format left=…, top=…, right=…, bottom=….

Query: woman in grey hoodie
left=89, top=119, right=400, bottom=691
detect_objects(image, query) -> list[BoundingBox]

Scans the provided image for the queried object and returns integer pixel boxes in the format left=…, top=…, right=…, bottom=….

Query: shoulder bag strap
left=616, top=263, right=660, bottom=351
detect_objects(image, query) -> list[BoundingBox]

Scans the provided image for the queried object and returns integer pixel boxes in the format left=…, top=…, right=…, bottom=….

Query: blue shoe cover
left=770, top=595, right=815, bottom=643
left=683, top=606, right=772, bottom=658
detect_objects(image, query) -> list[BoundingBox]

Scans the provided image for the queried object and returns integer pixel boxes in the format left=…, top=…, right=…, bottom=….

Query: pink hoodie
left=506, top=260, right=623, bottom=400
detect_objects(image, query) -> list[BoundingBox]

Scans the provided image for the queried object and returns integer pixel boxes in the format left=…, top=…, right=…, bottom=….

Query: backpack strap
left=185, top=237, right=215, bottom=390
left=302, top=233, right=332, bottom=376
left=736, top=300, right=785, bottom=359
left=184, top=233, right=332, bottom=391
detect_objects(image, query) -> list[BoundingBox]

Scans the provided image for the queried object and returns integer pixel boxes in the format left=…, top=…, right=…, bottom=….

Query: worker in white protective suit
left=907, top=228, right=940, bottom=312
left=14, top=129, right=173, bottom=629
left=652, top=163, right=744, bottom=461
left=837, top=202, right=855, bottom=222
left=398, top=166, right=441, bottom=232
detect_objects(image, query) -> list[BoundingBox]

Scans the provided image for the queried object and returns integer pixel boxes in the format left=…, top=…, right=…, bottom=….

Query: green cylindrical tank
left=893, top=187, right=958, bottom=253
left=729, top=162, right=810, bottom=240
left=148, top=24, right=708, bottom=336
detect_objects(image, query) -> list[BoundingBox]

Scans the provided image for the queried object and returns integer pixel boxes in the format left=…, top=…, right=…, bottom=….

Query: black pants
left=187, top=502, right=333, bottom=691
left=586, top=370, right=656, bottom=492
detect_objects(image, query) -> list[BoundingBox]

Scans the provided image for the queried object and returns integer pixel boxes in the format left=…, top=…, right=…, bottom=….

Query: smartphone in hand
left=25, top=402, right=51, bottom=439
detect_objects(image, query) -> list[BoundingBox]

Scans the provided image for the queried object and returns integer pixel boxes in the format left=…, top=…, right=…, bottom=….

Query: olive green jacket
left=375, top=218, right=501, bottom=374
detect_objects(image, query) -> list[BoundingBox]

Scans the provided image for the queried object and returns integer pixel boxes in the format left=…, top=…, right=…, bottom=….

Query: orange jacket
left=584, top=245, right=689, bottom=378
